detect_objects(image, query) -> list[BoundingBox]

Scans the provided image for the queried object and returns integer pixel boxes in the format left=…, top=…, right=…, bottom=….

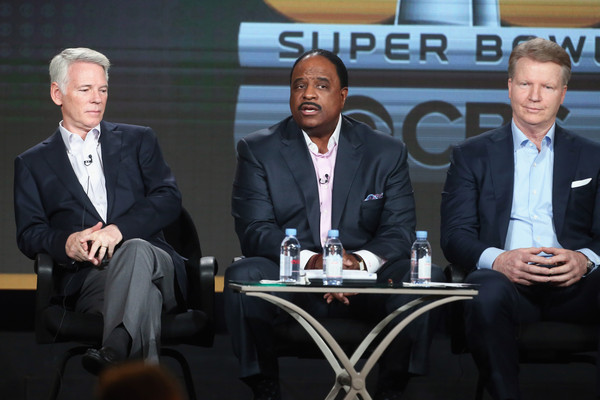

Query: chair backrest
left=163, top=207, right=202, bottom=263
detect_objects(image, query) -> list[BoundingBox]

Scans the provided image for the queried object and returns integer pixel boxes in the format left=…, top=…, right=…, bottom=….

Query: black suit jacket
left=14, top=121, right=186, bottom=299
left=441, top=123, right=600, bottom=270
left=232, top=115, right=416, bottom=263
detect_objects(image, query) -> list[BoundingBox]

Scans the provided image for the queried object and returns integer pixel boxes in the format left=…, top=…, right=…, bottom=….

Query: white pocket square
left=571, top=178, right=592, bottom=188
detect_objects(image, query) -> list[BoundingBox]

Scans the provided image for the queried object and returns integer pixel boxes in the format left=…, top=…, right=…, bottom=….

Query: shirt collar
left=511, top=119, right=554, bottom=151
left=302, top=114, right=342, bottom=154
left=59, top=121, right=101, bottom=153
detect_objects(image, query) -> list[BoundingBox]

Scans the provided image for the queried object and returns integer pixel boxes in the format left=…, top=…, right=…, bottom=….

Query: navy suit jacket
left=441, top=123, right=600, bottom=270
left=232, top=115, right=416, bottom=263
left=14, top=121, right=186, bottom=299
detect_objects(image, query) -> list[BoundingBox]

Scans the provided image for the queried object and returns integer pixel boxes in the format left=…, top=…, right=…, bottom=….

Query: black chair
left=446, top=264, right=598, bottom=400
left=34, top=208, right=218, bottom=400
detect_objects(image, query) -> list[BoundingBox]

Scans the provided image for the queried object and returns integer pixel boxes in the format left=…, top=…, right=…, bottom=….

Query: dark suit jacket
left=14, top=121, right=186, bottom=300
left=441, top=123, right=600, bottom=270
left=232, top=115, right=416, bottom=263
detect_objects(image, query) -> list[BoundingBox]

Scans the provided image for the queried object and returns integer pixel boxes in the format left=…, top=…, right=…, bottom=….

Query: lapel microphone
left=83, top=154, right=93, bottom=166
left=319, top=174, right=329, bottom=185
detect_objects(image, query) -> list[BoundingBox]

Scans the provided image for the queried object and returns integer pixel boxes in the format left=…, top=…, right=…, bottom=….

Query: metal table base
left=230, top=283, right=478, bottom=400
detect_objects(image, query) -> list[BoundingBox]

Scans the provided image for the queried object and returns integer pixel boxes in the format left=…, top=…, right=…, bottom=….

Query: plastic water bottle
left=323, top=229, right=343, bottom=286
left=410, top=231, right=432, bottom=285
left=280, top=228, right=300, bottom=282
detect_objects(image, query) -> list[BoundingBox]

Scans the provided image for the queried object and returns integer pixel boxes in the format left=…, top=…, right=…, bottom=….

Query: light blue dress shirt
left=477, top=121, right=599, bottom=270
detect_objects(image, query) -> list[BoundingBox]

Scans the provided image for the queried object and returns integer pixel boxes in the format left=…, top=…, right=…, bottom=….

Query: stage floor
left=0, top=330, right=596, bottom=400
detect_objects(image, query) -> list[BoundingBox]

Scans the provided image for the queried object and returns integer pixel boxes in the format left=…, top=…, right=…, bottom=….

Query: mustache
left=298, top=102, right=322, bottom=111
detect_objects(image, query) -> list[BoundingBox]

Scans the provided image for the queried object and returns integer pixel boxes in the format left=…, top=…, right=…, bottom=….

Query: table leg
left=246, top=292, right=367, bottom=399
left=245, top=292, right=475, bottom=400
left=349, top=297, right=427, bottom=364
left=359, top=295, right=474, bottom=379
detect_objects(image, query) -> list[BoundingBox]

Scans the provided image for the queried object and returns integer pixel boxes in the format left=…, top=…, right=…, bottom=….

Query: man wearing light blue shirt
left=478, top=123, right=600, bottom=272
left=441, top=38, right=600, bottom=400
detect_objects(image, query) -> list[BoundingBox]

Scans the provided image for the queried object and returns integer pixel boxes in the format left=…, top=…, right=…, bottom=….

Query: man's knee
left=225, top=257, right=278, bottom=282
left=465, top=269, right=515, bottom=323
left=110, top=239, right=160, bottom=276
left=118, top=238, right=153, bottom=255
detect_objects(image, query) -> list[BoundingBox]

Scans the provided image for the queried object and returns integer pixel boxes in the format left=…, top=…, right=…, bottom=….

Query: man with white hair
left=14, top=48, right=185, bottom=374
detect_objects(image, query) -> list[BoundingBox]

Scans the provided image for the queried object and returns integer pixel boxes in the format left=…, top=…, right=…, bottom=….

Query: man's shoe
left=81, top=346, right=122, bottom=375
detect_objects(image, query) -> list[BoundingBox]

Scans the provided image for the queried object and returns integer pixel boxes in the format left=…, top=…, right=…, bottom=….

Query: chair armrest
left=34, top=253, right=57, bottom=343
left=445, top=263, right=472, bottom=283
left=199, top=256, right=217, bottom=321
left=190, top=256, right=217, bottom=347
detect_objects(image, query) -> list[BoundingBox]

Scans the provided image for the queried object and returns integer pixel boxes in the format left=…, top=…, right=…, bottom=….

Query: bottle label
left=280, top=255, right=292, bottom=278
left=325, top=254, right=343, bottom=277
left=418, top=255, right=432, bottom=280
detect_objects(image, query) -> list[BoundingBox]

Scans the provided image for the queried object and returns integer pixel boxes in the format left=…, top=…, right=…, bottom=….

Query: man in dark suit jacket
left=225, top=49, right=443, bottom=400
left=441, top=38, right=600, bottom=399
left=14, top=48, right=185, bottom=374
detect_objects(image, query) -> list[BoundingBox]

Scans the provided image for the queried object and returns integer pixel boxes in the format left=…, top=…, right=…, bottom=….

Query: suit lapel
left=279, top=120, right=321, bottom=246
left=41, top=131, right=103, bottom=222
left=552, top=126, right=579, bottom=237
left=99, top=121, right=122, bottom=220
left=332, top=118, right=362, bottom=230
left=488, top=125, right=514, bottom=247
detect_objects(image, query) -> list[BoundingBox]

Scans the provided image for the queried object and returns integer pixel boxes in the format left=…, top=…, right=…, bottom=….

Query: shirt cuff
left=353, top=250, right=386, bottom=273
left=300, top=250, right=318, bottom=270
left=477, top=247, right=504, bottom=270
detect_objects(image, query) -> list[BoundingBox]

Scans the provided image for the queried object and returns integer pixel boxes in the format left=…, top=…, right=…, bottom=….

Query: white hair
left=49, top=47, right=110, bottom=93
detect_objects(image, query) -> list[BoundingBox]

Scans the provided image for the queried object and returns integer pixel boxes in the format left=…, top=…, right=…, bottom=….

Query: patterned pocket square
left=364, top=193, right=384, bottom=201
left=571, top=178, right=592, bottom=188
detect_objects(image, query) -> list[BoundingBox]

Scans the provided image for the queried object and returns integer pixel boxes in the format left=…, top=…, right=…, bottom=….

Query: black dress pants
left=465, top=268, right=600, bottom=400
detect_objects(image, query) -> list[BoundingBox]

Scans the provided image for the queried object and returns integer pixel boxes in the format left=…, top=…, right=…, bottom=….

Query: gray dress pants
left=75, top=238, right=177, bottom=362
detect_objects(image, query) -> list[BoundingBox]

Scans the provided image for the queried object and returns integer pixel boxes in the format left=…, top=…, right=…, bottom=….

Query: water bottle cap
left=285, top=228, right=297, bottom=236
left=416, top=230, right=428, bottom=239
left=328, top=229, right=339, bottom=237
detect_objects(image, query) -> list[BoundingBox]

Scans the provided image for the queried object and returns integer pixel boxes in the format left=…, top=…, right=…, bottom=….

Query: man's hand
left=342, top=252, right=360, bottom=270
left=305, top=254, right=323, bottom=270
left=323, top=292, right=357, bottom=305
left=493, top=247, right=587, bottom=287
left=65, top=222, right=103, bottom=262
left=538, top=247, right=588, bottom=287
left=307, top=251, right=360, bottom=270
left=493, top=247, right=553, bottom=285
left=84, top=224, right=123, bottom=265
left=310, top=252, right=360, bottom=305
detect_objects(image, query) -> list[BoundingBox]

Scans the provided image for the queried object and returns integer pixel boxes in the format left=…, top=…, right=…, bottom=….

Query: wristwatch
left=580, top=253, right=595, bottom=275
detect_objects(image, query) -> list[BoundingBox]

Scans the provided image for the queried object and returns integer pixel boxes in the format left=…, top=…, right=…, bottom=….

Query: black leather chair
left=446, top=264, right=598, bottom=400
left=34, top=208, right=217, bottom=400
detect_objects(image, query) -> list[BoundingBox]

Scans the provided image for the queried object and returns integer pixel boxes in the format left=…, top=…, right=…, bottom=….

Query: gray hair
left=49, top=48, right=110, bottom=93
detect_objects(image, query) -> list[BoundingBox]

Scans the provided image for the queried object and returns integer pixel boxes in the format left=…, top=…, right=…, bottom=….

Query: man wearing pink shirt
left=225, top=49, right=444, bottom=400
